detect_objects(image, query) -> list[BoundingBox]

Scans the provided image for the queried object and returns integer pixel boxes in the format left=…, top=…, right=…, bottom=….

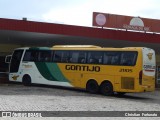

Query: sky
left=0, top=0, right=160, bottom=27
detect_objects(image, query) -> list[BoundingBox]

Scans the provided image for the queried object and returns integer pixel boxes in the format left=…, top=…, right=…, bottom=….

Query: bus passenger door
left=9, top=50, right=24, bottom=81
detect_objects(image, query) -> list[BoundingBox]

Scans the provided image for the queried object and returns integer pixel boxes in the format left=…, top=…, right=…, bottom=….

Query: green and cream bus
left=6, top=45, right=156, bottom=95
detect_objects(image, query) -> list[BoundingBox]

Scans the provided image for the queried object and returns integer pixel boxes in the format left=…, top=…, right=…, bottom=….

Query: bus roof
left=51, top=45, right=150, bottom=51
left=14, top=46, right=152, bottom=52
left=52, top=45, right=101, bottom=48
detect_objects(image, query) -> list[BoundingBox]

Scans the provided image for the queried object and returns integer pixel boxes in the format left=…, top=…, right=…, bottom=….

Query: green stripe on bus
left=35, top=62, right=69, bottom=82
left=46, top=63, right=69, bottom=82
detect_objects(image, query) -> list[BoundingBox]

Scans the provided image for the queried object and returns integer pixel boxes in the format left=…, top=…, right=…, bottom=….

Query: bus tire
left=100, top=81, right=114, bottom=96
left=22, top=75, right=31, bottom=86
left=86, top=80, right=99, bottom=94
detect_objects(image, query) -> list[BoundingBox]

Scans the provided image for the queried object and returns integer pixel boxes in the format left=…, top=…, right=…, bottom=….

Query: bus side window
left=53, top=51, right=71, bottom=63
left=120, top=52, right=137, bottom=66
left=31, top=51, right=38, bottom=61
left=23, top=51, right=31, bottom=61
left=87, top=51, right=103, bottom=64
left=23, top=50, right=38, bottom=62
left=53, top=51, right=62, bottom=62
left=79, top=57, right=85, bottom=63
left=111, top=56, right=119, bottom=65
left=103, top=54, right=109, bottom=64
left=104, top=52, right=120, bottom=65
left=70, top=52, right=79, bottom=63
left=104, top=52, right=112, bottom=65
left=61, top=51, right=70, bottom=63
left=38, top=51, right=52, bottom=62
left=78, top=52, right=87, bottom=63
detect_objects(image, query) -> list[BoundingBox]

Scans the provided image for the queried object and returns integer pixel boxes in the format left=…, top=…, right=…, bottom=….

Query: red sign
left=93, top=12, right=160, bottom=33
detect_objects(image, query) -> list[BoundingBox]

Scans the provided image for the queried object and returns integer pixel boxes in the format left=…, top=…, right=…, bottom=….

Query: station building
left=0, top=13, right=160, bottom=86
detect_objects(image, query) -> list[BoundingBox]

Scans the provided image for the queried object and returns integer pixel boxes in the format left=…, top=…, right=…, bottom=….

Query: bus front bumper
left=141, top=85, right=155, bottom=92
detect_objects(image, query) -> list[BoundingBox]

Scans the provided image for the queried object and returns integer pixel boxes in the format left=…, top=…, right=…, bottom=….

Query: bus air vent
left=121, top=77, right=134, bottom=90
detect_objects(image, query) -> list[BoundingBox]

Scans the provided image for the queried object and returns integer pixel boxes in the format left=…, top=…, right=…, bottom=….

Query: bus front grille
left=121, top=77, right=134, bottom=90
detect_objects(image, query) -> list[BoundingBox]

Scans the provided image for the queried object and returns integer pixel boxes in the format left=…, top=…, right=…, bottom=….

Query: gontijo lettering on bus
left=65, top=65, right=100, bottom=72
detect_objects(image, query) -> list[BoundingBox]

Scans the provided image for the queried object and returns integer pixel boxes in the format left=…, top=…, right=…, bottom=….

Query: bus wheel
left=100, top=82, right=114, bottom=96
left=22, top=75, right=31, bottom=86
left=86, top=80, right=99, bottom=94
